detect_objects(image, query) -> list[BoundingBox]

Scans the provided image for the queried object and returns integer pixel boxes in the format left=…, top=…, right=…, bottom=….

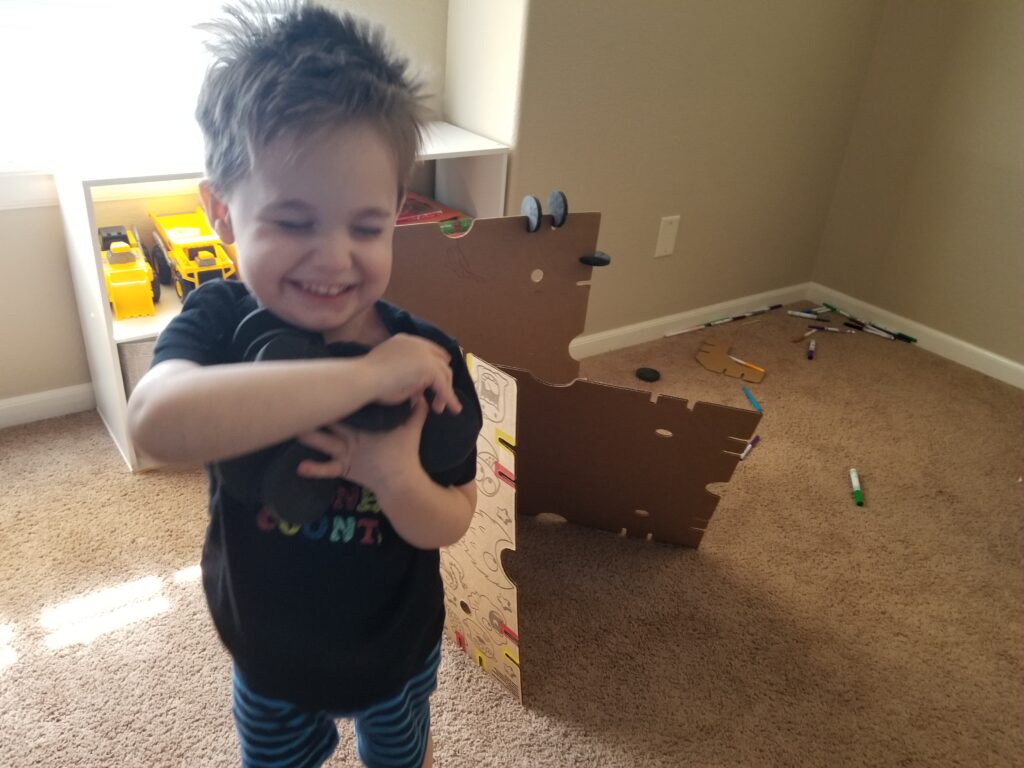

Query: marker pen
left=863, top=326, right=895, bottom=340
left=811, top=325, right=856, bottom=334
left=807, top=338, right=816, bottom=359
left=707, top=317, right=735, bottom=326
left=868, top=322, right=917, bottom=343
left=787, top=310, right=819, bottom=319
left=740, top=434, right=761, bottom=460
left=741, top=386, right=762, bottom=413
left=849, top=468, right=864, bottom=506
left=792, top=329, right=818, bottom=342
left=824, top=303, right=853, bottom=320
left=728, top=355, right=766, bottom=373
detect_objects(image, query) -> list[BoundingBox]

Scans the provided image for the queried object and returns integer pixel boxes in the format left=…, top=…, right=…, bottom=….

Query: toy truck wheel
left=151, top=239, right=172, bottom=285
left=174, top=273, right=194, bottom=302
left=143, top=246, right=161, bottom=303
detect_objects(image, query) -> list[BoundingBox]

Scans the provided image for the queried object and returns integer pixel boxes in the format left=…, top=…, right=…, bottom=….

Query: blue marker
left=741, top=386, right=762, bottom=413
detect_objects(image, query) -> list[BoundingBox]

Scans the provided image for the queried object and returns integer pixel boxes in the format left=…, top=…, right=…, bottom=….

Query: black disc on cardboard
left=521, top=195, right=542, bottom=232
left=636, top=367, right=661, bottom=383
left=548, top=190, right=568, bottom=228
left=580, top=251, right=611, bottom=267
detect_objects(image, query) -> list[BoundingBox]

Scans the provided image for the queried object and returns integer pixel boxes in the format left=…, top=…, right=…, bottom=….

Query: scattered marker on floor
left=849, top=468, right=864, bottom=506
left=728, top=355, right=766, bottom=373
left=740, top=434, right=760, bottom=460
left=741, top=386, right=762, bottom=413
left=787, top=310, right=820, bottom=320
left=807, top=338, right=816, bottom=360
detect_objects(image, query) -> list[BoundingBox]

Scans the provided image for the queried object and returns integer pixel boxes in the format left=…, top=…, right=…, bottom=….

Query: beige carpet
left=1, top=302, right=1021, bottom=767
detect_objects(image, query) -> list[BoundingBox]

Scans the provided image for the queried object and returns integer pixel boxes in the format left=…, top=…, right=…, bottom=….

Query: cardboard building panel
left=388, top=214, right=600, bottom=385
left=505, top=369, right=761, bottom=548
left=441, top=355, right=522, bottom=701
left=392, top=207, right=762, bottom=702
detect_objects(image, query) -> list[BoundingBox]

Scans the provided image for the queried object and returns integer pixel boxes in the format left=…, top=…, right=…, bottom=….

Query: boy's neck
left=322, top=302, right=391, bottom=348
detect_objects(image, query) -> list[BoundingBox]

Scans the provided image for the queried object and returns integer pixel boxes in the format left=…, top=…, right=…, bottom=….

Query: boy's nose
left=317, top=231, right=355, bottom=270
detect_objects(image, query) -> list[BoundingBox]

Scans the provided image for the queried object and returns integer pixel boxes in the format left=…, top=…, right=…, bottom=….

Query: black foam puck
left=521, top=195, right=542, bottom=232
left=548, top=190, right=568, bottom=228
left=636, top=367, right=661, bottom=383
left=580, top=251, right=611, bottom=267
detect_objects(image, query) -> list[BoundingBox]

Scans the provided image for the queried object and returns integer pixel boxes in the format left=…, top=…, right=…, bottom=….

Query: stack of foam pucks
left=213, top=308, right=481, bottom=525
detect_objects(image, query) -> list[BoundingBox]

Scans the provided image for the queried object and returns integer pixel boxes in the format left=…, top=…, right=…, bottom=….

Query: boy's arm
left=130, top=329, right=461, bottom=466
left=128, top=357, right=379, bottom=465
left=372, top=474, right=477, bottom=550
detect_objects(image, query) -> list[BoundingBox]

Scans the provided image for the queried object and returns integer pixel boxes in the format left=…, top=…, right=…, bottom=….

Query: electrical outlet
left=655, top=215, right=680, bottom=258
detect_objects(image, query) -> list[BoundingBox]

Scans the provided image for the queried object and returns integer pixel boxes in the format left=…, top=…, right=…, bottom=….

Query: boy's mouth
left=291, top=280, right=356, bottom=298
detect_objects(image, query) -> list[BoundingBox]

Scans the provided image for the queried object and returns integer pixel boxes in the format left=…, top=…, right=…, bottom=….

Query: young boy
left=126, top=3, right=481, bottom=766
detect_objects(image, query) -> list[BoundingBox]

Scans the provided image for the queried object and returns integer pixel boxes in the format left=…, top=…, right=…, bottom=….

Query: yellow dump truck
left=98, top=226, right=160, bottom=320
left=149, top=208, right=237, bottom=301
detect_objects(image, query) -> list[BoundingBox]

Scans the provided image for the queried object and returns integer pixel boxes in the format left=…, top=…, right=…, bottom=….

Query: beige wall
left=814, top=0, right=1024, bottom=362
left=508, top=0, right=884, bottom=333
left=323, top=0, right=449, bottom=118
left=0, top=206, right=89, bottom=398
left=4, top=0, right=1022, bottom=406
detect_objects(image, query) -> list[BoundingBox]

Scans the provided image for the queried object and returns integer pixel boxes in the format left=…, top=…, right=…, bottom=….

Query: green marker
left=849, top=468, right=864, bottom=506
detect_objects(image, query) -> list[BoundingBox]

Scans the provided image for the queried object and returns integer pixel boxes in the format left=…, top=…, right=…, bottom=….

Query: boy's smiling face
left=203, top=122, right=401, bottom=344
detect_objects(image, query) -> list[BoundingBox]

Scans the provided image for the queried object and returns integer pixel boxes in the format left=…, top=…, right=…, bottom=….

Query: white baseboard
left=0, top=384, right=95, bottom=430
left=570, top=281, right=1023, bottom=390
left=806, top=283, right=1024, bottom=390
left=569, top=283, right=811, bottom=360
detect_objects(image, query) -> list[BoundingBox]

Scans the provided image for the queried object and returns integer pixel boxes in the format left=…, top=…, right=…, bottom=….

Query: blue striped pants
left=231, top=643, right=440, bottom=768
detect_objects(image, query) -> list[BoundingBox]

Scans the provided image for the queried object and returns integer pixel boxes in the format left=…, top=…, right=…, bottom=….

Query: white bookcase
left=57, top=121, right=509, bottom=470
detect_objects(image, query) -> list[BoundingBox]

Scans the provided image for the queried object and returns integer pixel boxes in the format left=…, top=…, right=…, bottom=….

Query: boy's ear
left=199, top=180, right=236, bottom=244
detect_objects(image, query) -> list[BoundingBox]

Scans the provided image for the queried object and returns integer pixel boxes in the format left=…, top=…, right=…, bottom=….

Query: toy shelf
left=57, top=121, right=510, bottom=471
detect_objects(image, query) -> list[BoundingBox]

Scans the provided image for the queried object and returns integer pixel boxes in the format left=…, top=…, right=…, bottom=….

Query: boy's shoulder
left=152, top=279, right=257, bottom=367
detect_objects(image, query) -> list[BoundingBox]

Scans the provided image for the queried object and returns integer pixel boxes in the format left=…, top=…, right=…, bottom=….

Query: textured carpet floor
left=1, top=303, right=1021, bottom=767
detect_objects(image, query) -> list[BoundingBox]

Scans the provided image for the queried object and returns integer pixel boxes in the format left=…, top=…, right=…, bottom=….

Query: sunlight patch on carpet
left=40, top=576, right=170, bottom=650
left=172, top=564, right=201, bottom=584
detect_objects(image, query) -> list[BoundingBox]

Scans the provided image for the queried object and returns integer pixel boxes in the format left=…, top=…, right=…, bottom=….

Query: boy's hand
left=295, top=395, right=430, bottom=491
left=362, top=334, right=462, bottom=415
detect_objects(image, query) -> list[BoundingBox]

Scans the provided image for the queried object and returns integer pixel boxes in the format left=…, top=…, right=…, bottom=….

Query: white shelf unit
left=57, top=121, right=509, bottom=471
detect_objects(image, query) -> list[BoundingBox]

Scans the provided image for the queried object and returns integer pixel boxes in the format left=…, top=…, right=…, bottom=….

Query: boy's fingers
left=297, top=457, right=346, bottom=478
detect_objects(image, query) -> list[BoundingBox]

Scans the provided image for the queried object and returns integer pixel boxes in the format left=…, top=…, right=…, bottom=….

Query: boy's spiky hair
left=196, top=0, right=427, bottom=195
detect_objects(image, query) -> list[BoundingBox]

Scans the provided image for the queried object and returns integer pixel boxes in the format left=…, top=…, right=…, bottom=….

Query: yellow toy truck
left=98, top=226, right=160, bottom=320
left=149, top=208, right=237, bottom=301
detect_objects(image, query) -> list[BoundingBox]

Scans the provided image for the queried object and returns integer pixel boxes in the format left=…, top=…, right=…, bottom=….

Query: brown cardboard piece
left=389, top=215, right=596, bottom=385
left=389, top=210, right=761, bottom=703
left=506, top=369, right=760, bottom=547
left=696, top=339, right=766, bottom=383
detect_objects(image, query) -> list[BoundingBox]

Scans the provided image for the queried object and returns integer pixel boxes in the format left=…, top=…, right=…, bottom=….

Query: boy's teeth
left=301, top=282, right=349, bottom=296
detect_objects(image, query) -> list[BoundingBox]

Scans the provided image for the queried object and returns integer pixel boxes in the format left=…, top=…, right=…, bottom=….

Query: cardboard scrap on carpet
left=696, top=339, right=766, bottom=383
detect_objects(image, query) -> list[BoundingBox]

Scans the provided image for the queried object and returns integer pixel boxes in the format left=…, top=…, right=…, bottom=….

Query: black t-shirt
left=151, top=279, right=479, bottom=712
